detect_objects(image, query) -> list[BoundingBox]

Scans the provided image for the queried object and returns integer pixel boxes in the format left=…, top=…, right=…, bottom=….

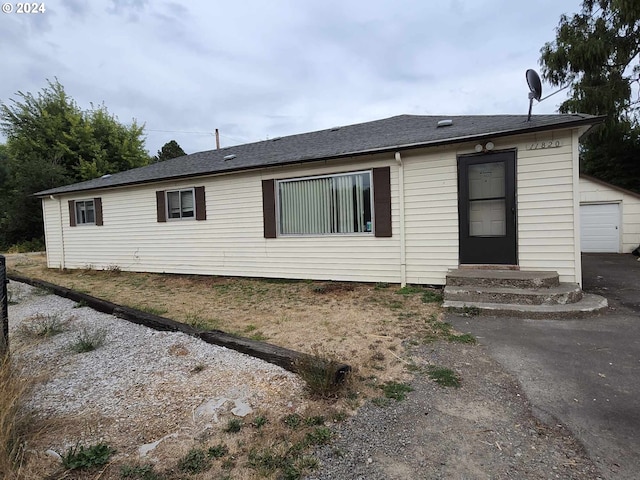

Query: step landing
left=444, top=268, right=608, bottom=317
left=443, top=293, right=608, bottom=318
left=444, top=283, right=583, bottom=306
left=446, top=269, right=559, bottom=289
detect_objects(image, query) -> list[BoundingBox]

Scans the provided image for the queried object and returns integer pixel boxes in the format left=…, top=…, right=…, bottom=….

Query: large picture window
left=278, top=171, right=372, bottom=235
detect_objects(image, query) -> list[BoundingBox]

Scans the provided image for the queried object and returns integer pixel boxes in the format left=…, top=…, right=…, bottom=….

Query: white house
left=579, top=174, right=640, bottom=253
left=36, top=114, right=603, bottom=286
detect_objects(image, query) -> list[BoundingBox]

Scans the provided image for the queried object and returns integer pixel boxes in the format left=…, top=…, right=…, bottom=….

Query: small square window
left=166, top=189, right=195, bottom=220
left=75, top=200, right=95, bottom=225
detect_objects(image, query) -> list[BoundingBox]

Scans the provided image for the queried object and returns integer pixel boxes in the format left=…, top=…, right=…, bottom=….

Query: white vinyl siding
left=42, top=199, right=63, bottom=268
left=516, top=132, right=578, bottom=282
left=403, top=151, right=459, bottom=285
left=580, top=176, right=640, bottom=253
left=42, top=158, right=400, bottom=283
left=41, top=129, right=583, bottom=285
left=402, top=129, right=579, bottom=284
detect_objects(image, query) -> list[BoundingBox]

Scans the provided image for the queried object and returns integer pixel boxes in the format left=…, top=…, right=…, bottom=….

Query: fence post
left=0, top=255, right=8, bottom=356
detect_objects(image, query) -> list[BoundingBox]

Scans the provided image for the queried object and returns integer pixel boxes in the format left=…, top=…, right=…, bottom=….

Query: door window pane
left=468, top=162, right=506, bottom=237
left=470, top=199, right=506, bottom=236
left=469, top=162, right=505, bottom=199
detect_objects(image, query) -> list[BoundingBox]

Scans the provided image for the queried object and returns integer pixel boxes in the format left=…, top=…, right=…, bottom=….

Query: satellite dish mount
left=526, top=69, right=542, bottom=121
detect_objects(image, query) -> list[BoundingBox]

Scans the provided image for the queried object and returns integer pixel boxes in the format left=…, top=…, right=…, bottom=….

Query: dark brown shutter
left=262, top=179, right=277, bottom=238
left=194, top=186, right=206, bottom=221
left=94, top=198, right=103, bottom=226
left=373, top=167, right=392, bottom=237
left=68, top=200, right=76, bottom=227
left=156, top=191, right=166, bottom=222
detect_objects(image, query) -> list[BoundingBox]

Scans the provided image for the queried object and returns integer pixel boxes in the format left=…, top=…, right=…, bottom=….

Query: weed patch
left=283, top=413, right=302, bottom=429
left=223, top=418, right=243, bottom=433
left=371, top=396, right=392, bottom=407
left=448, top=332, right=477, bottom=344
left=207, top=443, right=229, bottom=458
left=460, top=305, right=481, bottom=317
left=380, top=381, right=413, bottom=401
left=60, top=442, right=115, bottom=470
left=69, top=327, right=107, bottom=353
left=120, top=463, right=161, bottom=479
left=303, top=426, right=332, bottom=446
left=422, top=290, right=444, bottom=303
left=295, top=351, right=348, bottom=398
left=396, top=285, right=424, bottom=295
left=17, top=313, right=68, bottom=338
left=251, top=415, right=268, bottom=429
left=184, top=312, right=208, bottom=329
left=249, top=331, right=268, bottom=341
left=177, top=447, right=211, bottom=474
left=427, top=366, right=461, bottom=388
left=134, top=305, right=168, bottom=316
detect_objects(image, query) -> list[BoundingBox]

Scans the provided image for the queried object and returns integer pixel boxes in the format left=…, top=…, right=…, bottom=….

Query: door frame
left=457, top=149, right=518, bottom=265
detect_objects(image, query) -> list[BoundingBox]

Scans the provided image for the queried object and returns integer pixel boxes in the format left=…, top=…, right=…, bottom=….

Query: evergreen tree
left=540, top=0, right=640, bottom=192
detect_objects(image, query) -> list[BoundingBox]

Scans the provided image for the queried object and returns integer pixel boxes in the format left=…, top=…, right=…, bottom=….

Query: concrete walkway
left=447, top=254, right=640, bottom=480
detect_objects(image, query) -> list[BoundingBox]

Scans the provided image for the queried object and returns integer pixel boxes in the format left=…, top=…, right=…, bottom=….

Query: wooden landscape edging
left=8, top=274, right=351, bottom=383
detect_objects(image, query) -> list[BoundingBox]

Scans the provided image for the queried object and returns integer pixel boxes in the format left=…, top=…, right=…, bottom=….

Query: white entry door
left=580, top=203, right=620, bottom=253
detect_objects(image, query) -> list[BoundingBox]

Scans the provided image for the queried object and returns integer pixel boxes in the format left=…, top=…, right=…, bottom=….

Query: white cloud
left=0, top=0, right=582, bottom=155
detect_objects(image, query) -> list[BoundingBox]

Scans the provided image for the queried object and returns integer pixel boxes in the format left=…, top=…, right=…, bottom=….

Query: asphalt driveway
left=447, top=253, right=640, bottom=480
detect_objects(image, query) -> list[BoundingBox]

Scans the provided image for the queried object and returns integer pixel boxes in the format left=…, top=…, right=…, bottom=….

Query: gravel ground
left=308, top=342, right=602, bottom=480
left=7, top=281, right=306, bottom=472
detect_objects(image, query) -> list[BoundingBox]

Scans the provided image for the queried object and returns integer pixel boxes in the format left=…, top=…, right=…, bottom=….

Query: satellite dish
left=526, top=69, right=543, bottom=121
left=526, top=69, right=542, bottom=100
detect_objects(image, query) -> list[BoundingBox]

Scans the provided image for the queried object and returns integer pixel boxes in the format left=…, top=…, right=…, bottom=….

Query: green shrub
left=223, top=418, right=243, bottom=433
left=177, top=447, right=211, bottom=474
left=207, top=443, right=229, bottom=458
left=60, top=442, right=115, bottom=470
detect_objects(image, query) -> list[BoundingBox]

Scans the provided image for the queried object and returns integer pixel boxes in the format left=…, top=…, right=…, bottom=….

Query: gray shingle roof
left=35, top=113, right=601, bottom=196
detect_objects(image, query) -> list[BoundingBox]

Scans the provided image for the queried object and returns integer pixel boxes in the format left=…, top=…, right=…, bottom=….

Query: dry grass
left=5, top=253, right=451, bottom=479
left=6, top=253, right=444, bottom=392
left=0, top=355, right=31, bottom=480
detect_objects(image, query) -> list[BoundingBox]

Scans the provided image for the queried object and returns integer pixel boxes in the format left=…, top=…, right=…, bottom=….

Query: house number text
left=526, top=140, right=562, bottom=150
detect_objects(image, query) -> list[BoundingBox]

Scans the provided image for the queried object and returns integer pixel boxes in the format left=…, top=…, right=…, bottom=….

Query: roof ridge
left=35, top=113, right=604, bottom=197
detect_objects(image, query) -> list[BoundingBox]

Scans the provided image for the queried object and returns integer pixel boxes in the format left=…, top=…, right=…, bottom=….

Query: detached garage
left=579, top=174, right=640, bottom=253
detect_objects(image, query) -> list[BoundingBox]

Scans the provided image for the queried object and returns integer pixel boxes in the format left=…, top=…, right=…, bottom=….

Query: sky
left=1, top=0, right=584, bottom=156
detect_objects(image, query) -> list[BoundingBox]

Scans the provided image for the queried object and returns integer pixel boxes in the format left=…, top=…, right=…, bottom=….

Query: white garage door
left=580, top=203, right=620, bottom=253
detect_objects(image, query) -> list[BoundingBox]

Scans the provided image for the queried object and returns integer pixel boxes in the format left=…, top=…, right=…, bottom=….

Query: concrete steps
left=443, top=269, right=607, bottom=317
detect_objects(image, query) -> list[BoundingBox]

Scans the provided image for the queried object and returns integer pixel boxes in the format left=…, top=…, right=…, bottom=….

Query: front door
left=458, top=151, right=517, bottom=265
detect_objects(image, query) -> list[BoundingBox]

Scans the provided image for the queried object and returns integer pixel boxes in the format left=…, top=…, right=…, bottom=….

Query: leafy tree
left=0, top=79, right=149, bottom=247
left=153, top=140, right=186, bottom=162
left=540, top=0, right=640, bottom=192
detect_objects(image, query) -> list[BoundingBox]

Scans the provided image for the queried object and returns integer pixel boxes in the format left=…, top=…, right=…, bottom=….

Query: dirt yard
left=3, top=253, right=601, bottom=479
left=5, top=253, right=443, bottom=386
